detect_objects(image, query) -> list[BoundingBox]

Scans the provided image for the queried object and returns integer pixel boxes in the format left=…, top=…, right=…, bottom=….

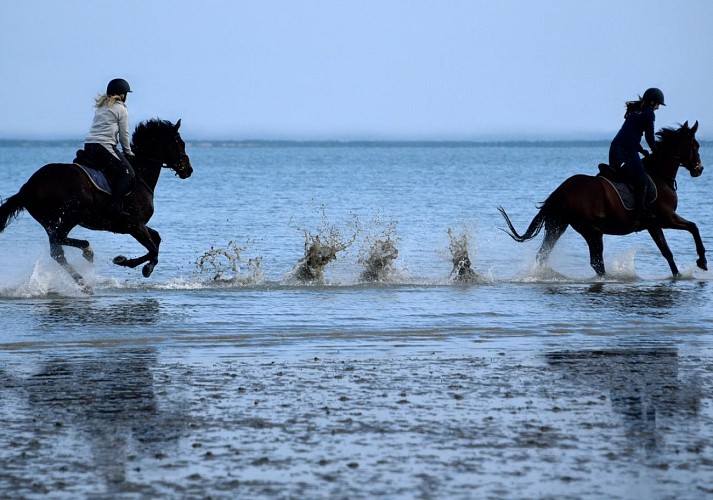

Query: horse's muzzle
left=176, top=166, right=193, bottom=179
left=175, top=156, right=194, bottom=179
left=691, top=163, right=704, bottom=177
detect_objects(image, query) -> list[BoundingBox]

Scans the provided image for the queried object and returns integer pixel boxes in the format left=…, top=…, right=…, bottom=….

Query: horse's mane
left=131, top=119, right=175, bottom=153
left=656, top=126, right=680, bottom=145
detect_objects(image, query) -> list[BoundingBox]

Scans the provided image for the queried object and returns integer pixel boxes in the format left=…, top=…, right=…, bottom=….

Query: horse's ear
left=683, top=121, right=689, bottom=130
left=174, top=119, right=182, bottom=131
left=691, top=121, right=699, bottom=134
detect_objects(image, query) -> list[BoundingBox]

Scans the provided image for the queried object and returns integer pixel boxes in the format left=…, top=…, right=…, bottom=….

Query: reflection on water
left=585, top=282, right=689, bottom=316
left=1, top=349, right=186, bottom=495
left=544, top=281, right=709, bottom=318
left=37, top=298, right=162, bottom=326
left=546, top=348, right=701, bottom=450
left=1, top=344, right=711, bottom=498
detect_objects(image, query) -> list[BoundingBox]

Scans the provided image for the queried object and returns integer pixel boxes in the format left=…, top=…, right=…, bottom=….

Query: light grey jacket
left=85, top=100, right=133, bottom=157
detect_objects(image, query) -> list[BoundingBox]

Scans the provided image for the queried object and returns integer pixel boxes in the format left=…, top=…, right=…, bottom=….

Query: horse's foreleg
left=112, top=225, right=161, bottom=277
left=647, top=227, right=680, bottom=277
left=661, top=214, right=707, bottom=271
left=147, top=227, right=162, bottom=251
left=142, top=227, right=162, bottom=277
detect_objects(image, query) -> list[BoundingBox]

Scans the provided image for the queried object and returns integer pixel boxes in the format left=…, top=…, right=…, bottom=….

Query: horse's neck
left=134, top=158, right=162, bottom=190
left=647, top=152, right=679, bottom=184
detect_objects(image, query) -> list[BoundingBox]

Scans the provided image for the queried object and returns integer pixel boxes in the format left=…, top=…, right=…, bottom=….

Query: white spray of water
left=606, top=247, right=640, bottom=281
left=196, top=239, right=263, bottom=284
left=446, top=226, right=486, bottom=283
left=357, top=219, right=400, bottom=283
left=512, top=262, right=573, bottom=283
left=0, top=259, right=87, bottom=298
left=286, top=207, right=360, bottom=284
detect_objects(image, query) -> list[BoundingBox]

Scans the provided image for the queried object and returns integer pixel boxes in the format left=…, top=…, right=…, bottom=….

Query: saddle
left=596, top=163, right=657, bottom=211
left=73, top=148, right=101, bottom=170
left=72, top=149, right=117, bottom=195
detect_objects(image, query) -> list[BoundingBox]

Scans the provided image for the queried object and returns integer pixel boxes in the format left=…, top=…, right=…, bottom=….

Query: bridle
left=653, top=133, right=703, bottom=183
left=670, top=136, right=704, bottom=177
left=146, top=134, right=191, bottom=177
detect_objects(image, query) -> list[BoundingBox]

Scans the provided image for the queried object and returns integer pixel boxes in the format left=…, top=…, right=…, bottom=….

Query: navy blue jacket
left=611, top=106, right=656, bottom=152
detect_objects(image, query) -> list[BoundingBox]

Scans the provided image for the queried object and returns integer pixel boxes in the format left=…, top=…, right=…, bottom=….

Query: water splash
left=513, top=263, right=573, bottom=283
left=196, top=240, right=263, bottom=284
left=606, top=248, right=640, bottom=281
left=447, top=227, right=483, bottom=283
left=0, top=260, right=85, bottom=298
left=289, top=210, right=359, bottom=284
left=358, top=221, right=399, bottom=283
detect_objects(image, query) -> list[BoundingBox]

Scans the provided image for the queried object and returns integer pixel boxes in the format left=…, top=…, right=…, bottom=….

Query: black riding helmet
left=642, top=87, right=665, bottom=106
left=107, top=78, right=132, bottom=96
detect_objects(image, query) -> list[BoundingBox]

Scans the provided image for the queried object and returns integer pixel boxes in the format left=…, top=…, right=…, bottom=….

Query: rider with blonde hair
left=609, top=87, right=665, bottom=222
left=84, top=78, right=136, bottom=218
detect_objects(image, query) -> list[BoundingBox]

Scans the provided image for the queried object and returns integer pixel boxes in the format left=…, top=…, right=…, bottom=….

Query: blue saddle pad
left=600, top=175, right=657, bottom=211
left=75, top=163, right=112, bottom=194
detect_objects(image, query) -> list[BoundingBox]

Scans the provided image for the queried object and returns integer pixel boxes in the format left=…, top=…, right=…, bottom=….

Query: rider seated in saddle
left=83, top=78, right=136, bottom=219
left=608, top=87, right=665, bottom=222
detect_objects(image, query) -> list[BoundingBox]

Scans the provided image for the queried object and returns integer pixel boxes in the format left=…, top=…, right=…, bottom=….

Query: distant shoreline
left=2, top=138, right=711, bottom=148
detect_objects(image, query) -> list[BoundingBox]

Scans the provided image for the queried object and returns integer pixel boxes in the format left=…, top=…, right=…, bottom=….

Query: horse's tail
left=497, top=201, right=550, bottom=242
left=0, top=192, right=25, bottom=233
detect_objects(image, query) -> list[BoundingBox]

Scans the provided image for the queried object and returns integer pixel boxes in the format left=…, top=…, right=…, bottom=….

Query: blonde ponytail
left=94, top=93, right=123, bottom=108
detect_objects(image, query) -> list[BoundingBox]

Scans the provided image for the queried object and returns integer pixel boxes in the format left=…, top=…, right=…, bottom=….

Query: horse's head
left=164, top=119, right=193, bottom=179
left=683, top=121, right=704, bottom=177
left=663, top=121, right=704, bottom=178
left=131, top=119, right=194, bottom=179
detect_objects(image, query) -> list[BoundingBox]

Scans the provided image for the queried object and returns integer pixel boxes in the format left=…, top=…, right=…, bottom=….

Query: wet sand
left=1, top=346, right=712, bottom=499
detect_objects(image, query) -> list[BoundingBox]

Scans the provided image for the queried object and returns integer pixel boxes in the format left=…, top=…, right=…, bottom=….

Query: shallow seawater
left=1, top=141, right=712, bottom=497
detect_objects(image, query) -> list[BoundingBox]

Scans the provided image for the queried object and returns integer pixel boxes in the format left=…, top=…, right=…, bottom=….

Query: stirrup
left=632, top=211, right=656, bottom=230
left=108, top=203, right=130, bottom=219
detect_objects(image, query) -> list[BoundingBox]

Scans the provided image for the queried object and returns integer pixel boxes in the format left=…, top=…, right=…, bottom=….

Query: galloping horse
left=0, top=119, right=193, bottom=291
left=498, top=121, right=704, bottom=278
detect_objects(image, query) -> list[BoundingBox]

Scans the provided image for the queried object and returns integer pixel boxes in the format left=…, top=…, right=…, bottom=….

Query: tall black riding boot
left=633, top=186, right=655, bottom=228
left=109, top=176, right=131, bottom=219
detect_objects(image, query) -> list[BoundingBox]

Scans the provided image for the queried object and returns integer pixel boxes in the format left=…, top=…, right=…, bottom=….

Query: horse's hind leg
left=582, top=231, right=605, bottom=277
left=56, top=236, right=94, bottom=263
left=46, top=228, right=91, bottom=292
left=536, top=220, right=567, bottom=267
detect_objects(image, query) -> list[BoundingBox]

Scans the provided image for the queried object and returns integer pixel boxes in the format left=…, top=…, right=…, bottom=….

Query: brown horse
left=0, top=119, right=193, bottom=292
left=498, top=121, right=704, bottom=278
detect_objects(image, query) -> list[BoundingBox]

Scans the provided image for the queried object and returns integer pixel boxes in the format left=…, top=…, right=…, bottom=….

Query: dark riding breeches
left=609, top=144, right=648, bottom=212
left=84, top=143, right=135, bottom=200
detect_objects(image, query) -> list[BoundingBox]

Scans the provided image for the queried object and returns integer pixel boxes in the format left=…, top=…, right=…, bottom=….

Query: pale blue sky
left=1, top=1, right=711, bottom=140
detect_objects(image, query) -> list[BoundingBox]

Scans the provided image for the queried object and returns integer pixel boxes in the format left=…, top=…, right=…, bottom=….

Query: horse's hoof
left=142, top=263, right=155, bottom=278
left=113, top=255, right=128, bottom=266
left=82, top=247, right=94, bottom=263
left=697, top=258, right=708, bottom=271
left=74, top=277, right=93, bottom=294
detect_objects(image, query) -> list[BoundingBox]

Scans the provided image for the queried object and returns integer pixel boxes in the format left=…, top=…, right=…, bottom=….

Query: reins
left=648, top=155, right=678, bottom=191
left=133, top=146, right=187, bottom=195
left=131, top=158, right=175, bottom=196
left=648, top=140, right=693, bottom=192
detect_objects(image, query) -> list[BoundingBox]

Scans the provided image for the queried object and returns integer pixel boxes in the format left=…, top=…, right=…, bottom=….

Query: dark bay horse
left=0, top=119, right=193, bottom=292
left=498, top=121, right=704, bottom=278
